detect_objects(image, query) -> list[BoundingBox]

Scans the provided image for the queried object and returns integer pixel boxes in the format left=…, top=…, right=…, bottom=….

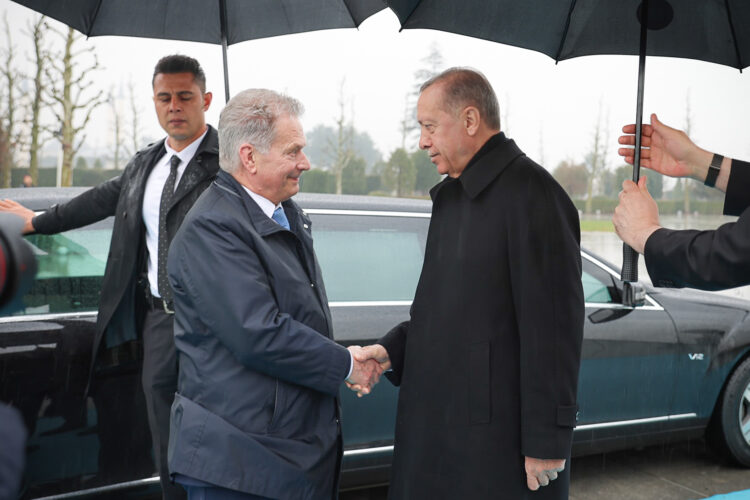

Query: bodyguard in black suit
left=352, top=68, right=584, bottom=499
left=614, top=113, right=750, bottom=290
left=0, top=55, right=219, bottom=500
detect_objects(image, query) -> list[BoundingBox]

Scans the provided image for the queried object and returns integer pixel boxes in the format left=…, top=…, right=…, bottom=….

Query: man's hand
left=617, top=113, right=713, bottom=181
left=345, top=344, right=391, bottom=397
left=345, top=346, right=383, bottom=397
left=612, top=177, right=662, bottom=254
left=524, top=457, right=565, bottom=491
left=0, top=200, right=35, bottom=234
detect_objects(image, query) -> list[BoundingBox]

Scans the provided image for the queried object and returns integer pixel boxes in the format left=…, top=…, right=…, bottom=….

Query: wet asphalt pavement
left=340, top=439, right=750, bottom=500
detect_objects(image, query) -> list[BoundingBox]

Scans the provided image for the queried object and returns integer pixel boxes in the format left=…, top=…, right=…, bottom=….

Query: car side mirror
left=622, top=281, right=646, bottom=308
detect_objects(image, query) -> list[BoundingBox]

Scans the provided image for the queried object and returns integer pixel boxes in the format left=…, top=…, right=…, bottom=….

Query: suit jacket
left=167, top=170, right=351, bottom=500
left=32, top=127, right=220, bottom=362
left=378, top=133, right=584, bottom=499
left=645, top=158, right=750, bottom=290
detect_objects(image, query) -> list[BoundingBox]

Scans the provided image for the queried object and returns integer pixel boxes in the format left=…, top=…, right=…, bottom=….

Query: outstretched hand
left=345, top=344, right=391, bottom=397
left=617, top=113, right=710, bottom=180
left=345, top=346, right=384, bottom=397
left=0, top=199, right=35, bottom=234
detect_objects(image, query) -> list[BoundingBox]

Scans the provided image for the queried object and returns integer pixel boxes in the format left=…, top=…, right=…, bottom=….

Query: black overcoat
left=379, top=133, right=584, bottom=499
left=32, top=128, right=220, bottom=366
left=645, top=158, right=750, bottom=290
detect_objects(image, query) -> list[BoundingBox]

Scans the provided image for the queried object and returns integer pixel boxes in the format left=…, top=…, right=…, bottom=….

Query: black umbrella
left=11, top=0, right=385, bottom=102
left=387, top=0, right=750, bottom=283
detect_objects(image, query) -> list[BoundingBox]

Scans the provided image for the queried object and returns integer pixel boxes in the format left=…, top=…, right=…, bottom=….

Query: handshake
left=345, top=344, right=391, bottom=397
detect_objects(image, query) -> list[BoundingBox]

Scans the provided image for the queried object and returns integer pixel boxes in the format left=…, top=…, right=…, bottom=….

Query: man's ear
left=202, top=91, right=213, bottom=111
left=239, top=143, right=256, bottom=173
left=463, top=106, right=480, bottom=136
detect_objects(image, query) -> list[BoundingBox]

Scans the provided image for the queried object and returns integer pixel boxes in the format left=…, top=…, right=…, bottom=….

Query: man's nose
left=168, top=96, right=181, bottom=111
left=299, top=152, right=311, bottom=171
left=419, top=131, right=430, bottom=150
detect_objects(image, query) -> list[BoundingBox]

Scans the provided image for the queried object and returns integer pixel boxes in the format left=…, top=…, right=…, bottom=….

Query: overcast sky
left=3, top=1, right=750, bottom=176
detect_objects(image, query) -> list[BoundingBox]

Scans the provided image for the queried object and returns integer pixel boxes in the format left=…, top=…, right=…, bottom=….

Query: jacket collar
left=430, top=132, right=524, bottom=201
left=170, top=126, right=220, bottom=207
left=214, top=170, right=301, bottom=237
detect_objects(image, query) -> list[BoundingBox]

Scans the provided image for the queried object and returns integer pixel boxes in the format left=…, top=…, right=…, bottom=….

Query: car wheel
left=711, top=357, right=750, bottom=467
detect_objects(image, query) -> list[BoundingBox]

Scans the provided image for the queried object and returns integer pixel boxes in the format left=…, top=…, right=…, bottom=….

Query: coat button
left=310, top=283, right=315, bottom=288
left=122, top=211, right=127, bottom=218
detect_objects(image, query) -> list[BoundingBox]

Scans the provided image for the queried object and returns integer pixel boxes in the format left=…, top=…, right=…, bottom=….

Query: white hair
left=218, top=89, right=304, bottom=173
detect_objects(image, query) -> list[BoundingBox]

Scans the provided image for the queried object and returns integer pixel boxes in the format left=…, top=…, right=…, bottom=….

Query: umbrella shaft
left=633, top=0, right=649, bottom=182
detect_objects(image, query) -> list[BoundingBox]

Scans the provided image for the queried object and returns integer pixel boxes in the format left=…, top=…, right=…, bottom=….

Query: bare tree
left=27, top=15, right=50, bottom=185
left=537, top=123, right=545, bottom=167
left=398, top=94, right=411, bottom=150
left=327, top=78, right=353, bottom=195
left=128, top=78, right=140, bottom=154
left=502, top=92, right=511, bottom=137
left=402, top=42, right=445, bottom=147
left=46, top=26, right=105, bottom=186
left=1, top=13, right=24, bottom=187
left=683, top=90, right=692, bottom=215
left=584, top=99, right=610, bottom=214
left=108, top=86, right=125, bottom=170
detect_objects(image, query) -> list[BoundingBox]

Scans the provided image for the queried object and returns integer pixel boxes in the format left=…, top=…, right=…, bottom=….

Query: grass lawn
left=580, top=219, right=615, bottom=232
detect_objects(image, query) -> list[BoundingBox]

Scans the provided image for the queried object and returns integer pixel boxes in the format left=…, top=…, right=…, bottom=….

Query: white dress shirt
left=142, top=129, right=208, bottom=298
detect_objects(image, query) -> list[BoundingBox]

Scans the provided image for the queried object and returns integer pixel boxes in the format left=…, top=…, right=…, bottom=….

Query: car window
left=310, top=213, right=428, bottom=302
left=3, top=220, right=112, bottom=316
left=581, top=257, right=617, bottom=304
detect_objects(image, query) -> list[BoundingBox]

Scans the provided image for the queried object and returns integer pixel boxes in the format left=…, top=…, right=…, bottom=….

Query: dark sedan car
left=1, top=188, right=749, bottom=499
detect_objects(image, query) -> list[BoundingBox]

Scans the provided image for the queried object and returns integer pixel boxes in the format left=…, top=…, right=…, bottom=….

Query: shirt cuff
left=346, top=351, right=353, bottom=381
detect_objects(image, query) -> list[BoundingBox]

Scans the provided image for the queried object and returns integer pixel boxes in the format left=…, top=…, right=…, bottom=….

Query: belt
left=147, top=296, right=174, bottom=315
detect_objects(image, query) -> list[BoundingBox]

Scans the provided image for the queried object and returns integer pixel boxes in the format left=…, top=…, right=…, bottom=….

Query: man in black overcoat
left=0, top=55, right=219, bottom=500
left=352, top=68, right=585, bottom=499
left=614, top=113, right=750, bottom=290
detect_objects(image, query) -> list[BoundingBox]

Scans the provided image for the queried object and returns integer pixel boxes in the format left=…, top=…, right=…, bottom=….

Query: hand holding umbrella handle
left=621, top=243, right=639, bottom=282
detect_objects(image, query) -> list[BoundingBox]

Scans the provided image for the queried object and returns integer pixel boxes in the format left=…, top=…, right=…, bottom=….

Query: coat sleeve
left=169, top=213, right=351, bottom=398
left=32, top=174, right=123, bottom=234
left=644, top=206, right=750, bottom=290
left=378, top=320, right=409, bottom=386
left=723, top=159, right=750, bottom=216
left=508, top=168, right=584, bottom=460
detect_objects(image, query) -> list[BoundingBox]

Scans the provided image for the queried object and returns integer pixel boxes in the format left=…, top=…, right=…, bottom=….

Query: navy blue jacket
left=167, top=170, right=350, bottom=499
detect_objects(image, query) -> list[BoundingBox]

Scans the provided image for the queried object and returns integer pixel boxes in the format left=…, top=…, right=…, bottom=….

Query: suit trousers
left=142, top=307, right=185, bottom=500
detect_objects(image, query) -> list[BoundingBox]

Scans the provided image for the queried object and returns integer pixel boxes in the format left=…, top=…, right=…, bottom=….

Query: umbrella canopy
left=12, top=0, right=385, bottom=100
left=387, top=0, right=750, bottom=282
left=387, top=0, right=750, bottom=68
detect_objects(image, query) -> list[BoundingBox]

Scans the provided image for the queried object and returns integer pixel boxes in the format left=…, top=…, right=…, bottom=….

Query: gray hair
left=420, top=67, right=501, bottom=130
left=218, top=89, right=304, bottom=173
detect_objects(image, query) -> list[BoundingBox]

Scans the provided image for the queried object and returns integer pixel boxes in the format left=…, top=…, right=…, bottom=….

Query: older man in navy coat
left=166, top=89, right=382, bottom=500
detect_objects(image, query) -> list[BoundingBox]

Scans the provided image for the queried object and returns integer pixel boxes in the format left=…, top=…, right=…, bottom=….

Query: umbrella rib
left=88, top=0, right=105, bottom=37
left=554, top=0, right=578, bottom=63
left=341, top=0, right=358, bottom=28
left=390, top=0, right=421, bottom=32
left=724, top=0, right=743, bottom=71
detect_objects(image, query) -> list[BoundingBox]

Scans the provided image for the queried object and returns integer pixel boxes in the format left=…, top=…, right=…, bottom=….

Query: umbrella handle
left=621, top=244, right=639, bottom=283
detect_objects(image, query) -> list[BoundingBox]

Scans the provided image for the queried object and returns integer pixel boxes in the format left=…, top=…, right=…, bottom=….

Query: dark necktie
left=157, top=155, right=180, bottom=302
left=272, top=206, right=290, bottom=230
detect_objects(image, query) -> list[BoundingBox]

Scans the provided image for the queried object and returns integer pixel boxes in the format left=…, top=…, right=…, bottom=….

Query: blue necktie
left=272, top=206, right=290, bottom=230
